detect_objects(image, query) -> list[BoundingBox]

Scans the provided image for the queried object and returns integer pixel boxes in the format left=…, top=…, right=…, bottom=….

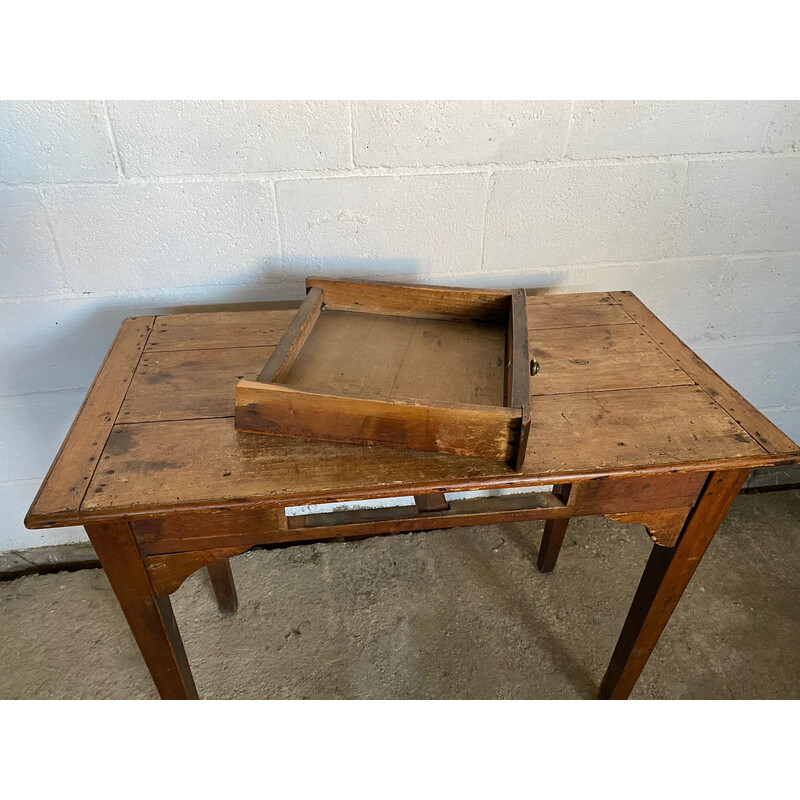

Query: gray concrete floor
left=1, top=490, right=799, bottom=699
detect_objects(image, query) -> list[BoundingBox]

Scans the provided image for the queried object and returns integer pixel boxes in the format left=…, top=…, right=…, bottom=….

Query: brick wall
left=1, top=100, right=799, bottom=550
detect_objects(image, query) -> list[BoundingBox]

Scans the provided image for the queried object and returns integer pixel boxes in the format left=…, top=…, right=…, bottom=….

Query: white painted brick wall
left=1, top=100, right=799, bottom=552
left=353, top=101, right=571, bottom=166
left=277, top=174, right=487, bottom=276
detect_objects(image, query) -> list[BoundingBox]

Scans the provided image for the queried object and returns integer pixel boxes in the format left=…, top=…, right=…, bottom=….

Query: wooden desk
left=25, top=291, right=800, bottom=699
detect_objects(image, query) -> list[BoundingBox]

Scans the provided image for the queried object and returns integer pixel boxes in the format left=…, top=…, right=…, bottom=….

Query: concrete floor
left=1, top=490, right=799, bottom=700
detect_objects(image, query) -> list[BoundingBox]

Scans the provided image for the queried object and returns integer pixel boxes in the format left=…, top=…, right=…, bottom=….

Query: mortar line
left=4, top=149, right=799, bottom=191
left=101, top=100, right=126, bottom=180
left=561, top=100, right=576, bottom=159
left=348, top=100, right=356, bottom=167
left=479, top=171, right=493, bottom=270
left=271, top=180, right=285, bottom=262
left=36, top=188, right=70, bottom=292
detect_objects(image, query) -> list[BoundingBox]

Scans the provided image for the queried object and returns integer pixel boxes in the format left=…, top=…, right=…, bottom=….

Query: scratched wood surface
left=283, top=311, right=508, bottom=405
left=26, top=291, right=800, bottom=528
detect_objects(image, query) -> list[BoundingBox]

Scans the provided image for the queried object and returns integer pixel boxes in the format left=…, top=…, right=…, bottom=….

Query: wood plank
left=527, top=294, right=634, bottom=330
left=281, top=311, right=420, bottom=399
left=525, top=291, right=617, bottom=306
left=120, top=346, right=274, bottom=423
left=611, top=291, right=800, bottom=455
left=523, top=385, right=766, bottom=475
left=390, top=316, right=507, bottom=405
left=307, top=276, right=511, bottom=321
left=25, top=316, right=154, bottom=527
left=256, top=287, right=323, bottom=382
left=145, top=308, right=298, bottom=352
left=76, top=385, right=778, bottom=522
left=284, top=310, right=507, bottom=406
left=530, top=324, right=693, bottom=395
left=235, top=381, right=518, bottom=461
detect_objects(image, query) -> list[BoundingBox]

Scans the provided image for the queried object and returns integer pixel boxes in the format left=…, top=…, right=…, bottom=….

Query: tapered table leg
left=85, top=521, right=199, bottom=700
left=537, top=483, right=572, bottom=572
left=598, top=469, right=749, bottom=699
left=207, top=558, right=238, bottom=614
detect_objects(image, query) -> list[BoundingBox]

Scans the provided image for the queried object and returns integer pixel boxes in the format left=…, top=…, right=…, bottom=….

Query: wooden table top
left=26, top=290, right=800, bottom=529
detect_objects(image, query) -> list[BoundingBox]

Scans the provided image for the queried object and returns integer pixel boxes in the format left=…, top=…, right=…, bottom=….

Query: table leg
left=598, top=469, right=749, bottom=699
left=207, top=558, right=238, bottom=614
left=537, top=483, right=572, bottom=573
left=85, top=521, right=199, bottom=700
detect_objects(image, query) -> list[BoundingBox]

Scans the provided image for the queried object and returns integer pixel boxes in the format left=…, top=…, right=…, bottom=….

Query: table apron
left=131, top=471, right=708, bottom=558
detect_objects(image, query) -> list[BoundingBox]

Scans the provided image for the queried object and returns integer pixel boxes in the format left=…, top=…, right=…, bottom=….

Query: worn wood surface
left=530, top=324, right=692, bottom=396
left=568, top=472, right=707, bottom=515
left=598, top=469, right=751, bottom=699
left=27, top=291, right=799, bottom=529
left=25, top=317, right=153, bottom=524
left=604, top=507, right=692, bottom=547
left=509, top=289, right=531, bottom=470
left=121, top=346, right=274, bottom=422
left=256, top=287, right=324, bottom=383
left=132, top=507, right=285, bottom=556
left=73, top=386, right=775, bottom=523
left=24, top=288, right=800, bottom=702
left=527, top=293, right=634, bottom=330
left=235, top=381, right=519, bottom=461
left=145, top=308, right=297, bottom=352
left=281, top=311, right=507, bottom=405
left=240, top=279, right=526, bottom=467
left=306, top=276, right=510, bottom=321
left=611, top=291, right=799, bottom=455
left=144, top=547, right=245, bottom=597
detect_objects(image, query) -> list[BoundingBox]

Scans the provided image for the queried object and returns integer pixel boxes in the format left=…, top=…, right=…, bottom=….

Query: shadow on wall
left=5, top=257, right=548, bottom=400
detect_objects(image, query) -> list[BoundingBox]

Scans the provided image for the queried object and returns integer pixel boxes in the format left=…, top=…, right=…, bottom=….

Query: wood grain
left=509, top=288, right=531, bottom=470
left=530, top=324, right=693, bottom=395
left=568, top=471, right=707, bottom=515
left=307, top=276, right=511, bottom=321
left=77, top=385, right=772, bottom=521
left=256, top=287, right=323, bottom=382
left=611, top=291, right=799, bottom=455
left=281, top=310, right=507, bottom=405
left=25, top=316, right=154, bottom=526
left=527, top=294, right=634, bottom=330
left=524, top=385, right=765, bottom=474
left=120, top=346, right=274, bottom=423
left=605, top=508, right=691, bottom=547
left=132, top=507, right=285, bottom=556
left=144, top=547, right=246, bottom=597
left=145, top=308, right=298, bottom=352
left=235, top=381, right=519, bottom=461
